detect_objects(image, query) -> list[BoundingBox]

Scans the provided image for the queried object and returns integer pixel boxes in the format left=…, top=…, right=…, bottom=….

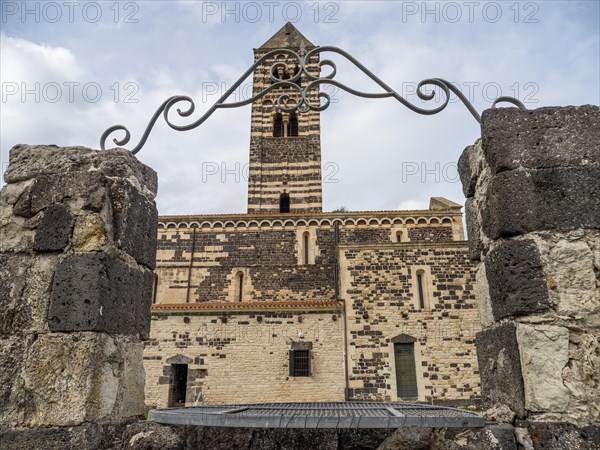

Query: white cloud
left=1, top=2, right=598, bottom=216
left=0, top=34, right=85, bottom=83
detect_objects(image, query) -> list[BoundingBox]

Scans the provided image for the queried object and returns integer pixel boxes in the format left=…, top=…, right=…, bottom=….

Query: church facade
left=143, top=24, right=482, bottom=408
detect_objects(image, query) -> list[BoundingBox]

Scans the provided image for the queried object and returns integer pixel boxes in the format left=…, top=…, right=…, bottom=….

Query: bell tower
left=247, top=23, right=323, bottom=214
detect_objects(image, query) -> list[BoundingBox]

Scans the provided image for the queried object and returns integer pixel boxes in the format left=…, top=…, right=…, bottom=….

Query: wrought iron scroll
left=100, top=46, right=526, bottom=154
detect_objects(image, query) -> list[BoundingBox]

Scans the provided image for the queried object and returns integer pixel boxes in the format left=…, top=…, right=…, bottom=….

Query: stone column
left=0, top=145, right=158, bottom=447
left=458, top=106, right=599, bottom=428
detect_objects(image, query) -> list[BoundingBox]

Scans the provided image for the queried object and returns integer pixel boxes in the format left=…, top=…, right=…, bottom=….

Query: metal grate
left=149, top=402, right=485, bottom=429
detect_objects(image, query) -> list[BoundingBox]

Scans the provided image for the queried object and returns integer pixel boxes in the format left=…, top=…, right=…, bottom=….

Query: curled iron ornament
left=100, top=46, right=526, bottom=154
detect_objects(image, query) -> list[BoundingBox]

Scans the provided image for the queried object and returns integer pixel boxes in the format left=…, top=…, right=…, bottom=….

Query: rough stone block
left=71, top=213, right=107, bottom=252
left=475, top=264, right=495, bottom=329
left=481, top=105, right=600, bottom=174
left=484, top=239, right=550, bottom=320
left=549, top=239, right=598, bottom=316
left=18, top=333, right=143, bottom=427
left=465, top=197, right=483, bottom=261
left=4, top=145, right=157, bottom=198
left=476, top=323, right=525, bottom=417
left=83, top=186, right=107, bottom=212
left=0, top=254, right=56, bottom=335
left=0, top=423, right=124, bottom=450
left=524, top=421, right=600, bottom=450
left=0, top=182, right=36, bottom=253
left=481, top=167, right=600, bottom=239
left=0, top=179, right=33, bottom=215
left=120, top=421, right=186, bottom=450
left=48, top=252, right=152, bottom=338
left=109, top=179, right=158, bottom=269
left=26, top=171, right=108, bottom=217
left=119, top=342, right=146, bottom=419
left=458, top=139, right=483, bottom=198
left=33, top=204, right=74, bottom=252
left=441, top=424, right=517, bottom=450
left=517, top=324, right=570, bottom=413
left=0, top=335, right=32, bottom=431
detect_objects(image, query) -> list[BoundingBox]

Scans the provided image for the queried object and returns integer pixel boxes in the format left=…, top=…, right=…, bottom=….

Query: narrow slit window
left=416, top=271, right=425, bottom=309
left=396, top=231, right=403, bottom=242
left=152, top=273, right=159, bottom=304
left=303, top=232, right=309, bottom=265
left=237, top=272, right=244, bottom=302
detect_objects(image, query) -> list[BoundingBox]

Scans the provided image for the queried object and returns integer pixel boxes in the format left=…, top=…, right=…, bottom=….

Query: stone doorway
left=168, top=364, right=188, bottom=407
left=394, top=343, right=418, bottom=399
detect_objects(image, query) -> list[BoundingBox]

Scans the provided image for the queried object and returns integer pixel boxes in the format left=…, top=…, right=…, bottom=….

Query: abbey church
left=143, top=23, right=482, bottom=408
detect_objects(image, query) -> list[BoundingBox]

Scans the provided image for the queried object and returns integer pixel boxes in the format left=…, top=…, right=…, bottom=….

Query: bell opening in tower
left=280, top=192, right=291, bottom=213
left=273, top=113, right=284, bottom=137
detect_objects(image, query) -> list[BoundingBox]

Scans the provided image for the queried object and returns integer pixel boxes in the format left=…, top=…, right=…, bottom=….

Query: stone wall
left=248, top=136, right=323, bottom=213
left=338, top=242, right=481, bottom=403
left=155, top=226, right=335, bottom=304
left=144, top=303, right=345, bottom=407
left=0, top=145, right=157, bottom=433
left=459, top=105, right=600, bottom=426
left=154, top=212, right=463, bottom=305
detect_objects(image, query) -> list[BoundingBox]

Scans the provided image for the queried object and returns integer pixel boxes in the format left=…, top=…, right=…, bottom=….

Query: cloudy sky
left=1, top=1, right=598, bottom=215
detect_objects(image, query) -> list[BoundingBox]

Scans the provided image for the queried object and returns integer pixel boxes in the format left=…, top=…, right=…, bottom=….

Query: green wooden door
left=394, top=343, right=418, bottom=398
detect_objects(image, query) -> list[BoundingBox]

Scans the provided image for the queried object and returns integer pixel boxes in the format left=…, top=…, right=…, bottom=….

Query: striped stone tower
left=247, top=22, right=323, bottom=214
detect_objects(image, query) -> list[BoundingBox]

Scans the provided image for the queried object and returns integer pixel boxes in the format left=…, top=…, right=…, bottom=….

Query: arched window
left=236, top=272, right=244, bottom=302
left=396, top=231, right=403, bottom=243
left=303, top=232, right=310, bottom=265
left=288, top=113, right=298, bottom=136
left=416, top=270, right=425, bottom=309
left=273, top=113, right=284, bottom=137
left=280, top=192, right=290, bottom=213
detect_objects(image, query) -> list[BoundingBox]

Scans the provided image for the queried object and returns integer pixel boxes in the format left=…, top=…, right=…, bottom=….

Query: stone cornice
left=157, top=209, right=462, bottom=231
left=151, top=300, right=343, bottom=314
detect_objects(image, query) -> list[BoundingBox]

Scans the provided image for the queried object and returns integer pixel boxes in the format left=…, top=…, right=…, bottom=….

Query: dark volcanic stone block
left=484, top=239, right=549, bottom=320
left=481, top=167, right=600, bottom=239
left=458, top=142, right=479, bottom=198
left=0, top=423, right=125, bottom=450
left=110, top=180, right=158, bottom=269
left=33, top=204, right=74, bottom=252
left=481, top=105, right=600, bottom=174
left=476, top=323, right=525, bottom=418
left=524, top=421, right=600, bottom=450
left=48, top=252, right=152, bottom=338
left=12, top=185, right=34, bottom=218
left=464, top=198, right=483, bottom=261
left=12, top=172, right=108, bottom=219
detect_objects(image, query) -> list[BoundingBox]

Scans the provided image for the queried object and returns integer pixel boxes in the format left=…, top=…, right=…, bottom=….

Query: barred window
left=289, top=350, right=311, bottom=377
